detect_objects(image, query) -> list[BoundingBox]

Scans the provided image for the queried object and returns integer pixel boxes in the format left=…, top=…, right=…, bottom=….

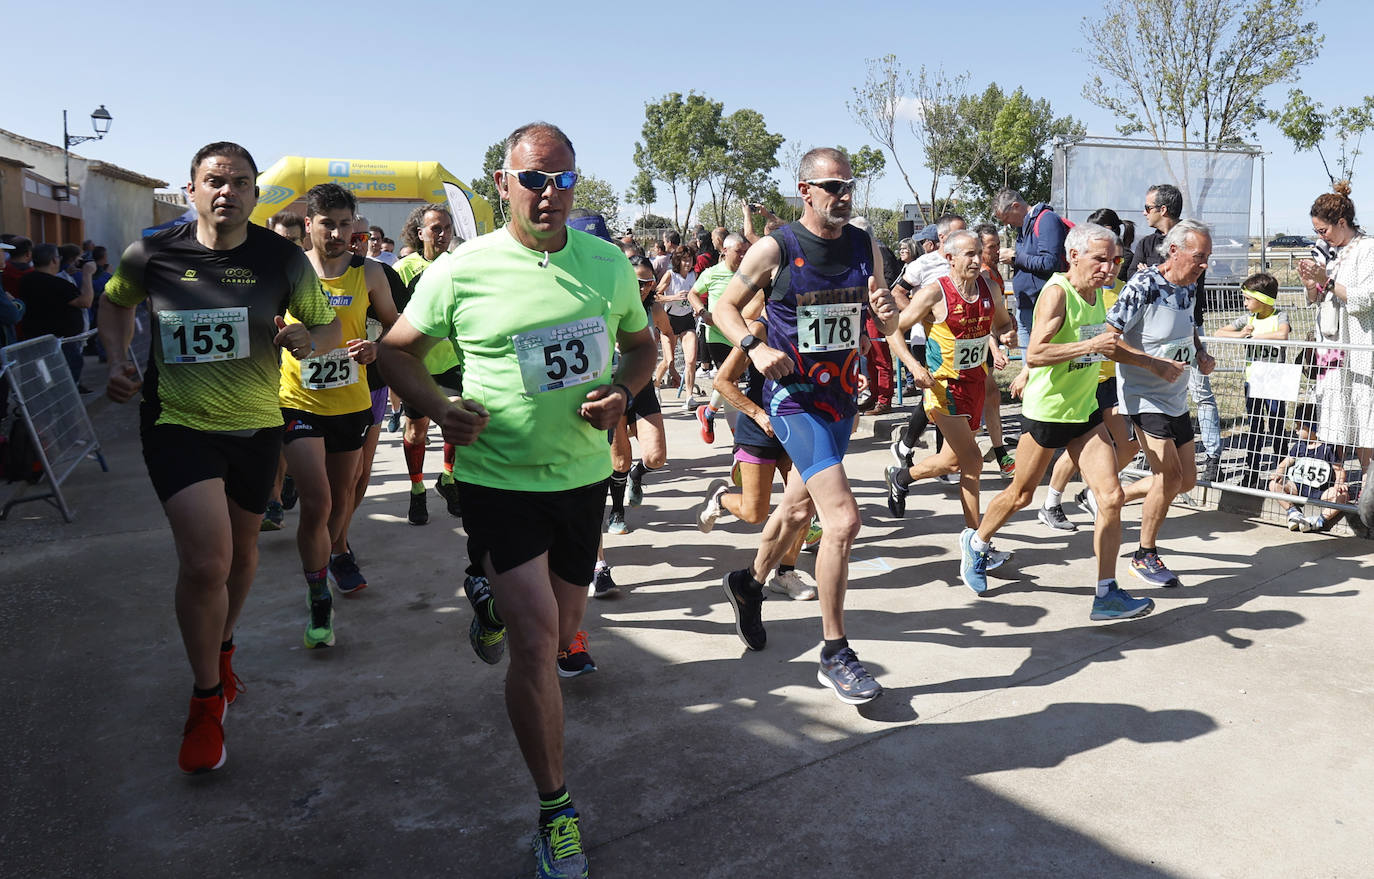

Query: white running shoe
left=766, top=569, right=818, bottom=601
left=696, top=478, right=730, bottom=533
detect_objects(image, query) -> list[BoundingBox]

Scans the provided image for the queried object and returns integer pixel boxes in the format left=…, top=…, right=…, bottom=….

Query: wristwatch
left=739, top=334, right=761, bottom=353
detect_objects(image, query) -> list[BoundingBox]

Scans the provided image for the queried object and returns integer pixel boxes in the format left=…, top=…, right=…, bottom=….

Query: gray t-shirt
left=1107, top=265, right=1197, bottom=417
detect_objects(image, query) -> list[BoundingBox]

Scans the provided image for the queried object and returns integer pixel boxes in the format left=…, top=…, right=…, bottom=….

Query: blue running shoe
left=1090, top=583, right=1155, bottom=621
left=1129, top=551, right=1183, bottom=588
left=533, top=808, right=588, bottom=879
left=959, top=527, right=989, bottom=594
left=328, top=550, right=367, bottom=595
left=817, top=646, right=882, bottom=704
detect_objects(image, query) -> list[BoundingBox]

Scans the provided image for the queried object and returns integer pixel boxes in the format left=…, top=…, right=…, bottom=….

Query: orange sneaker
left=178, top=692, right=227, bottom=774
left=219, top=646, right=244, bottom=705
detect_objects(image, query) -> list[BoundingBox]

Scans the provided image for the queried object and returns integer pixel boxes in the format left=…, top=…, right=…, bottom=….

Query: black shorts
left=707, top=341, right=734, bottom=370
left=457, top=479, right=605, bottom=586
left=1128, top=411, right=1195, bottom=446
left=401, top=366, right=464, bottom=418
left=281, top=408, right=372, bottom=453
left=139, top=404, right=282, bottom=514
left=1096, top=379, right=1119, bottom=411
left=1024, top=406, right=1104, bottom=450
left=666, top=310, right=695, bottom=336
left=626, top=385, right=661, bottom=424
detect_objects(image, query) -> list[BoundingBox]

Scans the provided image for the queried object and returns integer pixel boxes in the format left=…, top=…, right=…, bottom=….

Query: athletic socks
left=402, top=440, right=425, bottom=484
left=538, top=787, right=573, bottom=826
left=608, top=469, right=629, bottom=514
left=821, top=637, right=849, bottom=660
left=894, top=468, right=915, bottom=489
left=220, top=638, right=233, bottom=653
left=442, top=443, right=456, bottom=479
left=192, top=682, right=223, bottom=699
left=1134, top=546, right=1156, bottom=560
left=629, top=460, right=648, bottom=482
left=902, top=409, right=928, bottom=448
left=306, top=567, right=328, bottom=597
left=970, top=533, right=990, bottom=553
left=992, top=444, right=1007, bottom=461
left=1045, top=488, right=1064, bottom=509
left=778, top=564, right=795, bottom=575
left=1096, top=578, right=1115, bottom=598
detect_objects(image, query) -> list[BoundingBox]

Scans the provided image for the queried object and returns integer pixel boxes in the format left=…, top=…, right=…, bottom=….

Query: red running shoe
left=178, top=692, right=227, bottom=774
left=219, top=645, right=245, bottom=705
left=696, top=405, right=716, bottom=444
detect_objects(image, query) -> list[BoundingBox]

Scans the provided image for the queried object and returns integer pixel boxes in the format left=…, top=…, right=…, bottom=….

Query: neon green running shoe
left=304, top=585, right=335, bottom=648
left=803, top=515, right=823, bottom=550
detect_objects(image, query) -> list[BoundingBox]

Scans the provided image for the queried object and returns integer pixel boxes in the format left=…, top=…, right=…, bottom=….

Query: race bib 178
left=797, top=302, right=861, bottom=353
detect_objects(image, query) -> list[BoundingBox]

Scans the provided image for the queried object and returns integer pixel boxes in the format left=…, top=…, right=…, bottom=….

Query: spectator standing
left=17, top=243, right=94, bottom=389
left=3, top=236, right=33, bottom=295
left=992, top=188, right=1069, bottom=350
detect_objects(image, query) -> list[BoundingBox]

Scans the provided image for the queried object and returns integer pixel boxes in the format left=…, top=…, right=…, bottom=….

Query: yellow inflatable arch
left=249, top=156, right=494, bottom=240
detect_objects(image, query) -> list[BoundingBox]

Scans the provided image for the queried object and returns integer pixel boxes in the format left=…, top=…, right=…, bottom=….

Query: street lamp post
left=60, top=105, right=112, bottom=201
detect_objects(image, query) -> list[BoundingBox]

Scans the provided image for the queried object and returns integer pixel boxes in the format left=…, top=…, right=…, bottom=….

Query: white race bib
left=158, top=307, right=249, bottom=363
left=299, top=349, right=359, bottom=390
left=1155, top=335, right=1196, bottom=366
left=365, top=317, right=383, bottom=343
left=1076, top=322, right=1108, bottom=363
left=513, top=317, right=610, bottom=395
left=1290, top=457, right=1333, bottom=490
left=954, top=335, right=990, bottom=371
left=1245, top=342, right=1283, bottom=363
left=797, top=302, right=860, bottom=353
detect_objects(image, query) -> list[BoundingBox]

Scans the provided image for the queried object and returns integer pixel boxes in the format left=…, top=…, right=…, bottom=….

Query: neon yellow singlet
left=279, top=256, right=372, bottom=416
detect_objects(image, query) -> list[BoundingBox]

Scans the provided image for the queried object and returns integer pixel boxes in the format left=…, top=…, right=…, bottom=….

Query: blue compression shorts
left=771, top=411, right=853, bottom=482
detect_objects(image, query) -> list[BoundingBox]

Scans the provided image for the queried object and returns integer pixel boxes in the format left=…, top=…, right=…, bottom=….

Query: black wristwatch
left=613, top=382, right=635, bottom=409
left=739, top=334, right=761, bottom=353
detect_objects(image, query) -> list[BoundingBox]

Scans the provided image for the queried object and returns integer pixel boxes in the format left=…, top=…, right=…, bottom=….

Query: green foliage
left=1080, top=0, right=1322, bottom=146
left=954, top=85, right=1084, bottom=220
left=469, top=140, right=505, bottom=228
left=572, top=170, right=620, bottom=230
left=634, top=92, right=782, bottom=233
left=839, top=144, right=887, bottom=213
left=1270, top=89, right=1374, bottom=184
left=629, top=170, right=657, bottom=207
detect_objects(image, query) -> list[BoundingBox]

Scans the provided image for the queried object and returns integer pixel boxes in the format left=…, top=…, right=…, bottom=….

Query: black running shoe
left=722, top=569, right=766, bottom=651
left=435, top=477, right=462, bottom=518
left=591, top=565, right=619, bottom=599
left=408, top=490, right=428, bottom=526
left=817, top=646, right=882, bottom=704
left=885, top=465, right=908, bottom=518
left=280, top=474, right=298, bottom=511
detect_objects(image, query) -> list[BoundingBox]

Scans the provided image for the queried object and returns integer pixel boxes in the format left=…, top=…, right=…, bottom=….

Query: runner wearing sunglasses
left=379, top=122, right=655, bottom=879
left=711, top=148, right=909, bottom=705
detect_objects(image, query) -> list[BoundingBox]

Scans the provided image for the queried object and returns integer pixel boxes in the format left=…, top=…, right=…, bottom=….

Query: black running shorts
left=281, top=408, right=373, bottom=453
left=139, top=403, right=282, bottom=513
left=457, top=479, right=606, bottom=586
left=401, top=366, right=464, bottom=419
left=1023, top=407, right=1104, bottom=450
left=1128, top=411, right=1195, bottom=446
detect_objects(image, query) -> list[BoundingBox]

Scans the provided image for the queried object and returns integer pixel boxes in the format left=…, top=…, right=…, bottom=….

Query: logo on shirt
left=181, top=270, right=198, bottom=281
left=221, top=267, right=257, bottom=287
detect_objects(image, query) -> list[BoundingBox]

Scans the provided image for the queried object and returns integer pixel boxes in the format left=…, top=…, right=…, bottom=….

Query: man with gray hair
left=992, top=188, right=1069, bottom=349
left=961, top=223, right=1162, bottom=621
left=1106, top=218, right=1217, bottom=591
left=1134, top=182, right=1223, bottom=480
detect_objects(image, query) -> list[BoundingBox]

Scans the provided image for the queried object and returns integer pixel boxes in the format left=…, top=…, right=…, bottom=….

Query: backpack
left=1031, top=205, right=1074, bottom=272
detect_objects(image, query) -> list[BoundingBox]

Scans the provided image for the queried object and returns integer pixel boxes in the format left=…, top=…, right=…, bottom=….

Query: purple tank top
left=763, top=223, right=872, bottom=421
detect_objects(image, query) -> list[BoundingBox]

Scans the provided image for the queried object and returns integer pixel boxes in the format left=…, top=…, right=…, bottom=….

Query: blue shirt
left=1012, top=203, right=1069, bottom=311
left=1107, top=265, right=1197, bottom=417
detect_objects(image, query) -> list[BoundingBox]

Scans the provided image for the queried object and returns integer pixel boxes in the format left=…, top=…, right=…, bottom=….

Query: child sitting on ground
left=1268, top=403, right=1348, bottom=533
left=1216, top=273, right=1291, bottom=483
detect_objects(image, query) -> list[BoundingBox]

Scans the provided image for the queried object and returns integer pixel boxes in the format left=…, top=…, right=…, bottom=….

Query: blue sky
left=10, top=0, right=1367, bottom=235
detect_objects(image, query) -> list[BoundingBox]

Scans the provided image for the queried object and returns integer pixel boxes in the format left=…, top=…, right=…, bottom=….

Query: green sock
left=538, top=787, right=572, bottom=826
left=439, top=471, right=455, bottom=485
left=410, top=482, right=425, bottom=495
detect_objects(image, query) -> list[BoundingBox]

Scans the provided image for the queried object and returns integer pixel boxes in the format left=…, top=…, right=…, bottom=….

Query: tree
left=952, top=85, right=1084, bottom=219
left=847, top=55, right=975, bottom=223
left=1270, top=89, right=1374, bottom=185
left=634, top=92, right=726, bottom=232
left=702, top=108, right=784, bottom=225
left=469, top=140, right=505, bottom=228
left=572, top=170, right=620, bottom=229
left=1081, top=0, right=1322, bottom=147
left=841, top=145, right=886, bottom=215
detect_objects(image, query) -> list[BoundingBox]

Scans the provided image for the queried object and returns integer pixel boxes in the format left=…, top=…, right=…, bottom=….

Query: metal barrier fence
left=1121, top=333, right=1371, bottom=532
left=1, top=333, right=108, bottom=521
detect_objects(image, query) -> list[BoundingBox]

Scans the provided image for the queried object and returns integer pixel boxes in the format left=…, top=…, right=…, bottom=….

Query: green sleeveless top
left=1023, top=272, right=1106, bottom=424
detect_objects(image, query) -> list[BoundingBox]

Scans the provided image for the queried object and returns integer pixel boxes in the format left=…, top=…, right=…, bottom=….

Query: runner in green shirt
left=687, top=232, right=747, bottom=444
left=378, top=123, right=654, bottom=879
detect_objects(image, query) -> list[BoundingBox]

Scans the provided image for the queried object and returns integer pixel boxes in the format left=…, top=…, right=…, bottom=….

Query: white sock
left=897, top=441, right=913, bottom=456
left=1045, top=488, right=1063, bottom=509
left=970, top=533, right=990, bottom=553
left=1096, top=578, right=1115, bottom=598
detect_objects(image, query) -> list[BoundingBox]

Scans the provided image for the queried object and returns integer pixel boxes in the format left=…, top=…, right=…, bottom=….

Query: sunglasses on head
left=506, top=169, right=578, bottom=191
left=637, top=277, right=655, bottom=287
left=804, top=177, right=857, bottom=196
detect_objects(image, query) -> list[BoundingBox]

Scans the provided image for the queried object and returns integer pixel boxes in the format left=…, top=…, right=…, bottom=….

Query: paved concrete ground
left=2, top=395, right=1371, bottom=878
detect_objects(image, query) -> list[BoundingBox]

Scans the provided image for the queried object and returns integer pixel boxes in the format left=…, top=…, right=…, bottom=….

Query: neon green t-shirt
left=691, top=261, right=736, bottom=345
left=405, top=227, right=648, bottom=492
left=394, top=251, right=460, bottom=376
